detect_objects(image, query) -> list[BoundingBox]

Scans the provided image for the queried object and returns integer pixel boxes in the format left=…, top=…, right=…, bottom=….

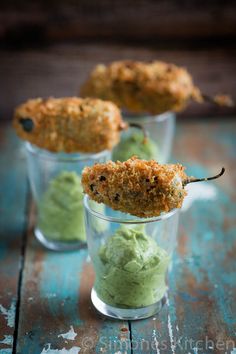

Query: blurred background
left=0, top=0, right=236, bottom=120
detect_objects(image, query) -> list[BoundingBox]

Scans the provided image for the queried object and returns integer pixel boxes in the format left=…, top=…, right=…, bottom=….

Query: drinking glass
left=84, top=195, right=179, bottom=320
left=25, top=143, right=111, bottom=251
left=112, top=112, right=175, bottom=163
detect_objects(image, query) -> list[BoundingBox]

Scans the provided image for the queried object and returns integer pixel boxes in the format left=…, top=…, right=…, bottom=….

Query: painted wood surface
left=16, top=205, right=131, bottom=354
left=131, top=122, right=236, bottom=353
left=0, top=125, right=28, bottom=354
left=0, top=120, right=235, bottom=354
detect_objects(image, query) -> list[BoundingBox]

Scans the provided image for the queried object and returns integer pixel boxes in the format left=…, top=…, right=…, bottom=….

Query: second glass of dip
left=112, top=111, right=175, bottom=163
left=25, top=142, right=110, bottom=251
left=84, top=195, right=179, bottom=320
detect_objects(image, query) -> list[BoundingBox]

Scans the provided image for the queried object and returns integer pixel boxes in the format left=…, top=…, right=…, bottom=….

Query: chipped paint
left=0, top=349, right=12, bottom=354
left=181, top=183, right=217, bottom=212
left=0, top=129, right=28, bottom=354
left=167, top=314, right=175, bottom=354
left=58, top=326, right=77, bottom=341
left=41, top=343, right=81, bottom=354
left=45, top=293, right=57, bottom=299
left=0, top=302, right=16, bottom=328
left=0, top=335, right=13, bottom=345
left=166, top=298, right=176, bottom=354
left=152, top=329, right=160, bottom=354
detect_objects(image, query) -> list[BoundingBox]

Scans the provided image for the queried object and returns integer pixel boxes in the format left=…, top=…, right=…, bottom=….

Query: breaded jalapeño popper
left=82, top=157, right=225, bottom=218
left=13, top=97, right=146, bottom=153
left=81, top=60, right=233, bottom=115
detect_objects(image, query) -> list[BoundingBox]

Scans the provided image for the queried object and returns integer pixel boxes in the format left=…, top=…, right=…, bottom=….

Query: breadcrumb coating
left=80, top=60, right=202, bottom=114
left=82, top=157, right=188, bottom=217
left=13, top=97, right=125, bottom=153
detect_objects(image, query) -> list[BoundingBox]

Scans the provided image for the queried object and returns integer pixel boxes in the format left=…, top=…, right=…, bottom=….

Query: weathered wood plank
left=130, top=120, right=236, bottom=353
left=16, top=205, right=131, bottom=354
left=2, top=120, right=236, bottom=353
left=0, top=125, right=28, bottom=354
left=0, top=44, right=235, bottom=120
left=0, top=0, right=236, bottom=41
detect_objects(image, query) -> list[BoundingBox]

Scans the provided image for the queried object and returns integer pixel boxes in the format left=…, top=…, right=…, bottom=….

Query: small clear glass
left=84, top=195, right=179, bottom=320
left=112, top=111, right=175, bottom=163
left=25, top=143, right=111, bottom=251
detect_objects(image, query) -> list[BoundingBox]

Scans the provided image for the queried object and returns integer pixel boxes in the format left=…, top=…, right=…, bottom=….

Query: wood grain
left=16, top=203, right=131, bottom=354
left=0, top=126, right=28, bottom=353
left=0, top=0, right=236, bottom=41
left=0, top=44, right=236, bottom=121
left=0, top=120, right=236, bottom=353
left=130, top=121, right=236, bottom=353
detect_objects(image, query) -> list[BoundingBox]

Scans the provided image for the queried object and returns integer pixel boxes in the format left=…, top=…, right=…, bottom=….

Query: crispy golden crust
left=13, top=97, right=124, bottom=153
left=82, top=157, right=187, bottom=217
left=81, top=60, right=202, bottom=114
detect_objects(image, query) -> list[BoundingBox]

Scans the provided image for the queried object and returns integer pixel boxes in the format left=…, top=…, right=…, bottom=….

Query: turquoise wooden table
left=0, top=120, right=235, bottom=354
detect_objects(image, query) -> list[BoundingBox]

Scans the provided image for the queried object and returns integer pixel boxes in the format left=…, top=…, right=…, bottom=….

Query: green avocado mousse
left=112, top=132, right=159, bottom=161
left=38, top=171, right=106, bottom=243
left=95, top=226, right=170, bottom=308
left=38, top=171, right=86, bottom=242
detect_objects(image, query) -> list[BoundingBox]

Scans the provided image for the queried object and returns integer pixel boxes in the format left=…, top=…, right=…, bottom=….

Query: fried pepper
left=13, top=97, right=127, bottom=153
left=82, top=157, right=225, bottom=217
left=81, top=60, right=233, bottom=114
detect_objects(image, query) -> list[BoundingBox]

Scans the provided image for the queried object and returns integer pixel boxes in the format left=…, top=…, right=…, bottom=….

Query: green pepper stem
left=202, top=94, right=234, bottom=107
left=128, top=122, right=148, bottom=144
left=183, top=167, right=225, bottom=186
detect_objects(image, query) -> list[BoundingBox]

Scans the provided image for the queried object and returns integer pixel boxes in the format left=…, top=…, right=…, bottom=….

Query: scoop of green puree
left=96, top=226, right=170, bottom=308
left=112, top=132, right=159, bottom=161
left=38, top=171, right=105, bottom=242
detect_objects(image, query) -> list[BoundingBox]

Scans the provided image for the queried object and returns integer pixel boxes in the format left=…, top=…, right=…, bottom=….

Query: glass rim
left=25, top=142, right=110, bottom=162
left=122, top=110, right=175, bottom=123
left=84, top=194, right=179, bottom=224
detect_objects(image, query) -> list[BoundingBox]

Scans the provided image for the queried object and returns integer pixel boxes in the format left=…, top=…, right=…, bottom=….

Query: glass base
left=91, top=288, right=166, bottom=320
left=35, top=228, right=87, bottom=251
